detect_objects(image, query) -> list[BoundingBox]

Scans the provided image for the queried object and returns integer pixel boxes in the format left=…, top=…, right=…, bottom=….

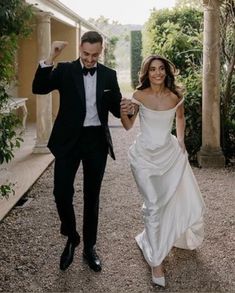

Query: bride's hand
left=120, top=98, right=134, bottom=115
left=178, top=139, right=186, bottom=153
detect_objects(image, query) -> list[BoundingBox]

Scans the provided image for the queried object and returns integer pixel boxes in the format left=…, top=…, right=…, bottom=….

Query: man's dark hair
left=81, top=31, right=103, bottom=45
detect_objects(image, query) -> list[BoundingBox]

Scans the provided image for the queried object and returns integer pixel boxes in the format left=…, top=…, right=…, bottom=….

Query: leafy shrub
left=0, top=0, right=33, bottom=197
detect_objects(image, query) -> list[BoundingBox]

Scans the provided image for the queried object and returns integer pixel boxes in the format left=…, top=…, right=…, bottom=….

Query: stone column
left=77, top=23, right=81, bottom=58
left=78, top=23, right=81, bottom=45
left=197, top=0, right=225, bottom=167
left=34, top=12, right=53, bottom=154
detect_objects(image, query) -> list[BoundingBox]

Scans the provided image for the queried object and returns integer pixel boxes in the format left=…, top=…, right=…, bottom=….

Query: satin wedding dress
left=128, top=98, right=205, bottom=267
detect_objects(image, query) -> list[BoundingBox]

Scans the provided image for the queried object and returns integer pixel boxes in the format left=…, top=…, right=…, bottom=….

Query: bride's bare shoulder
left=132, top=90, right=140, bottom=101
left=133, top=89, right=148, bottom=101
left=167, top=90, right=182, bottom=104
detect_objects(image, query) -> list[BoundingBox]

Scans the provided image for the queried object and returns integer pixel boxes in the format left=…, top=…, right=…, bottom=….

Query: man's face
left=80, top=42, right=103, bottom=68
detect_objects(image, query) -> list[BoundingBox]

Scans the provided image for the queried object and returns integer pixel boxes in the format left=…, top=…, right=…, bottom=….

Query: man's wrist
left=44, top=58, right=54, bottom=65
left=39, top=60, right=54, bottom=68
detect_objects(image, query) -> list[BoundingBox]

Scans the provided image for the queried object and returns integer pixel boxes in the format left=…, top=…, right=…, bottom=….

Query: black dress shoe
left=60, top=236, right=80, bottom=271
left=83, top=248, right=102, bottom=272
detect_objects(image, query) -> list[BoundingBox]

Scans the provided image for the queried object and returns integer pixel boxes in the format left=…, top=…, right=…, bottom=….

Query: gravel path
left=0, top=116, right=234, bottom=292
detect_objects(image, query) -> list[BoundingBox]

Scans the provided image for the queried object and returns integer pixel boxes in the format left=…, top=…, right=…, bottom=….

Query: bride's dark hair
left=136, top=55, right=183, bottom=99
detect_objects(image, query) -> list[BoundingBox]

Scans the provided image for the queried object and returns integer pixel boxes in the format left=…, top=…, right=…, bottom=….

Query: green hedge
left=130, top=30, right=142, bottom=89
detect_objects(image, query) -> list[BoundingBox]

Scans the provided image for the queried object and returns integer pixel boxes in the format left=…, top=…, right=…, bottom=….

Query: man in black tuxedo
left=32, top=31, right=125, bottom=272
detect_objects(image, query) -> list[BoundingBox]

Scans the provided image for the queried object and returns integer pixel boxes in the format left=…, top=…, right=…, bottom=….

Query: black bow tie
left=82, top=67, right=97, bottom=76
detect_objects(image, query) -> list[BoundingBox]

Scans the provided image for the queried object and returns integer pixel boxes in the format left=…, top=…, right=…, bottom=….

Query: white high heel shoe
left=152, top=274, right=165, bottom=287
left=151, top=268, right=166, bottom=287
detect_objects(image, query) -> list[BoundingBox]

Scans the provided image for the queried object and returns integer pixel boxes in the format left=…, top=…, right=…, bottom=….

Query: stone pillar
left=77, top=23, right=81, bottom=58
left=78, top=23, right=81, bottom=45
left=197, top=0, right=225, bottom=167
left=34, top=12, right=53, bottom=154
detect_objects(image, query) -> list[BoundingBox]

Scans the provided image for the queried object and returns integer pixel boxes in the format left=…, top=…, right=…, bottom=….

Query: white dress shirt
left=39, top=60, right=101, bottom=126
left=80, top=60, right=101, bottom=126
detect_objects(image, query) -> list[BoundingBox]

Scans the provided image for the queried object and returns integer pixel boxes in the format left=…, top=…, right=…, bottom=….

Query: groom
left=32, top=31, right=124, bottom=271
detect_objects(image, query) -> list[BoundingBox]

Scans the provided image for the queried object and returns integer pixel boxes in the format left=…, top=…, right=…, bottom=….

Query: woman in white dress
left=120, top=55, right=205, bottom=287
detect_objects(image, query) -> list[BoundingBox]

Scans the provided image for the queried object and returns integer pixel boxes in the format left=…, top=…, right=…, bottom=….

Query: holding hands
left=120, top=98, right=135, bottom=116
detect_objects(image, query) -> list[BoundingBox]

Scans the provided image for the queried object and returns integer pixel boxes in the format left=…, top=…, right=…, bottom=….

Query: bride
left=120, top=55, right=205, bottom=287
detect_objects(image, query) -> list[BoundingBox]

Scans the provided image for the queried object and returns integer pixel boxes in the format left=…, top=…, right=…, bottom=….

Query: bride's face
left=148, top=59, right=166, bottom=86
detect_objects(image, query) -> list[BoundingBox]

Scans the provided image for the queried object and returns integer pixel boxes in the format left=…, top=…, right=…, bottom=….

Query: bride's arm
left=176, top=102, right=186, bottom=152
left=120, top=98, right=139, bottom=130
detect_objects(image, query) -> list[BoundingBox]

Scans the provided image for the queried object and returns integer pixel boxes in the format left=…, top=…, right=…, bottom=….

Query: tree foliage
left=0, top=0, right=33, bottom=197
left=142, top=8, right=203, bottom=72
left=130, top=31, right=142, bottom=89
left=104, top=36, right=118, bottom=69
left=175, top=0, right=203, bottom=9
left=219, top=0, right=235, bottom=160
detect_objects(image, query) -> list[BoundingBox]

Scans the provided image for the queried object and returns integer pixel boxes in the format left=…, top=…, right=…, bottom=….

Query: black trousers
left=53, top=126, right=108, bottom=250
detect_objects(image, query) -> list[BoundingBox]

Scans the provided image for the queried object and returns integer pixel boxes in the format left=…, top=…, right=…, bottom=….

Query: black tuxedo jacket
left=32, top=59, right=122, bottom=159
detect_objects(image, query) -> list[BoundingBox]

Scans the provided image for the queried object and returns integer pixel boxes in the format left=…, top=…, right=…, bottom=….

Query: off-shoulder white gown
left=129, top=98, right=205, bottom=267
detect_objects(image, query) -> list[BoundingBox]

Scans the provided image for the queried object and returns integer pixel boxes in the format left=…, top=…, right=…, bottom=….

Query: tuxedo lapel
left=71, top=61, right=105, bottom=118
left=71, top=60, right=86, bottom=109
left=96, top=64, right=105, bottom=118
